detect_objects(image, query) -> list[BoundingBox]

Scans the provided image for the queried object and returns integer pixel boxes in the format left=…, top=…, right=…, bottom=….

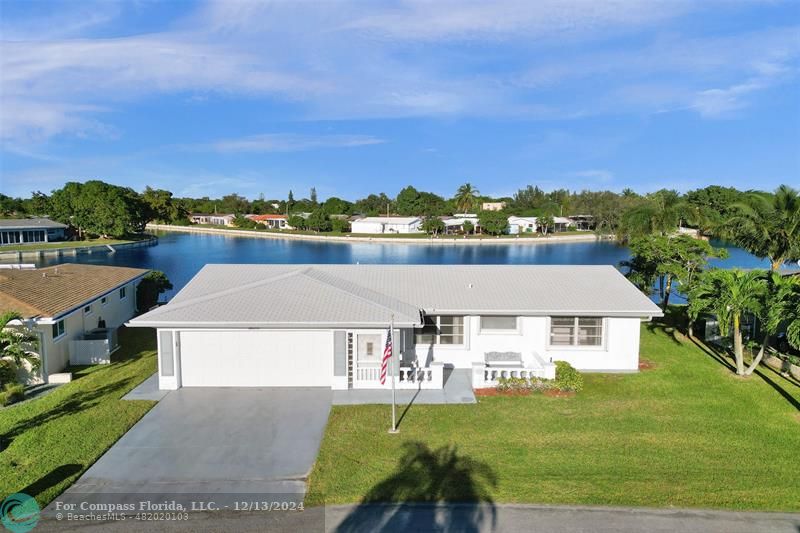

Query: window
left=51, top=319, right=65, bottom=340
left=84, top=305, right=92, bottom=315
left=159, top=331, right=174, bottom=377
left=119, top=286, right=127, bottom=299
left=480, top=316, right=518, bottom=332
left=415, top=316, right=464, bottom=346
left=101, top=296, right=108, bottom=305
left=550, top=317, right=604, bottom=347
left=357, top=334, right=382, bottom=361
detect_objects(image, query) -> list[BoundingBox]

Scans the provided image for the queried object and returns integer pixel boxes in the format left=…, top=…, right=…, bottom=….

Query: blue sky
left=1, top=0, right=798, bottom=201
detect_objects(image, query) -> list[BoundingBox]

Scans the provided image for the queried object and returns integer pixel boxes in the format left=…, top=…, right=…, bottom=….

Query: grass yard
left=0, top=328, right=157, bottom=507
left=307, top=321, right=800, bottom=511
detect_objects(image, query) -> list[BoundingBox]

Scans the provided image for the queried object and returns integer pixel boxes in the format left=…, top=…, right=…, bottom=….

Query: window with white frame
left=480, top=316, right=518, bottom=332
left=119, top=286, right=127, bottom=299
left=51, top=319, right=65, bottom=340
left=415, top=315, right=464, bottom=345
left=84, top=305, right=92, bottom=315
left=550, top=317, right=604, bottom=346
left=101, top=296, right=108, bottom=305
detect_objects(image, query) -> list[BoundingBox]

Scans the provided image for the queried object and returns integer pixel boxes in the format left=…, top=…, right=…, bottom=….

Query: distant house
left=351, top=216, right=422, bottom=234
left=441, top=214, right=480, bottom=234
left=508, top=216, right=538, bottom=234
left=0, top=263, right=149, bottom=383
left=569, top=215, right=595, bottom=231
left=129, top=264, right=662, bottom=391
left=0, top=218, right=67, bottom=246
left=481, top=202, right=506, bottom=211
left=209, top=214, right=235, bottom=226
left=552, top=216, right=573, bottom=232
left=247, top=214, right=291, bottom=230
left=190, top=214, right=212, bottom=224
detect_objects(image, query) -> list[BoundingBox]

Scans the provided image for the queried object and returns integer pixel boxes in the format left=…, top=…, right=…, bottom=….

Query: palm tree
left=454, top=183, right=480, bottom=213
left=618, top=189, right=686, bottom=241
left=721, top=185, right=800, bottom=271
left=0, top=311, right=40, bottom=372
left=688, top=269, right=765, bottom=375
left=745, top=272, right=799, bottom=375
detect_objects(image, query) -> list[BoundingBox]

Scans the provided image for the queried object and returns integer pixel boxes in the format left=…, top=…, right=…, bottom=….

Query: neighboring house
left=190, top=214, right=213, bottom=224
left=0, top=218, right=67, bottom=246
left=552, top=216, right=573, bottom=232
left=0, top=263, right=149, bottom=382
left=247, top=214, right=292, bottom=229
left=482, top=202, right=506, bottom=211
left=569, top=215, right=595, bottom=231
left=209, top=214, right=235, bottom=226
left=351, top=216, right=422, bottom=234
left=507, top=216, right=538, bottom=234
left=129, top=264, right=662, bottom=391
left=441, top=214, right=480, bottom=234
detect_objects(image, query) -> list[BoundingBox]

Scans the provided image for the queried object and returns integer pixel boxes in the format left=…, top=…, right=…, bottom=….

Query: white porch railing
left=472, top=352, right=556, bottom=388
left=354, top=361, right=444, bottom=389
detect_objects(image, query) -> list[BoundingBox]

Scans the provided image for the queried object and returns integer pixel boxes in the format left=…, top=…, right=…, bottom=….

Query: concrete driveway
left=50, top=388, right=331, bottom=511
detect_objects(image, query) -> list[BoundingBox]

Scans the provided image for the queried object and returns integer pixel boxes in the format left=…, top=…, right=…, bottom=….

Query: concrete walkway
left=46, top=387, right=331, bottom=514
left=332, top=369, right=476, bottom=405
left=36, top=503, right=800, bottom=532
left=121, top=373, right=169, bottom=401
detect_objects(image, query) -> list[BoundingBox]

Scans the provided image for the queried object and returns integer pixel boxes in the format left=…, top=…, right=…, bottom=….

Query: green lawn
left=307, top=321, right=800, bottom=511
left=1, top=237, right=142, bottom=252
left=0, top=328, right=157, bottom=507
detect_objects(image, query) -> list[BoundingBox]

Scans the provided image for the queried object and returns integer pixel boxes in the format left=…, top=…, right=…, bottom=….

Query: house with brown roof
left=0, top=263, right=149, bottom=383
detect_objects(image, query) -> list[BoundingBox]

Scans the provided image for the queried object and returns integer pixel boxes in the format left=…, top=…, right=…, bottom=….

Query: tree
left=49, top=181, right=148, bottom=238
left=479, top=211, right=508, bottom=235
left=306, top=210, right=330, bottom=232
left=623, top=235, right=728, bottom=311
left=136, top=271, right=173, bottom=311
left=322, top=197, right=353, bottom=215
left=310, top=187, right=318, bottom=206
left=745, top=272, right=799, bottom=375
left=454, top=183, right=480, bottom=213
left=142, top=187, right=188, bottom=224
left=721, top=185, right=800, bottom=271
left=421, top=216, right=445, bottom=235
left=462, top=220, right=474, bottom=235
left=688, top=269, right=766, bottom=375
left=331, top=218, right=349, bottom=233
left=395, top=186, right=446, bottom=216
left=232, top=215, right=257, bottom=229
left=0, top=311, right=40, bottom=374
left=354, top=193, right=392, bottom=216
left=537, top=214, right=555, bottom=235
left=617, top=189, right=685, bottom=241
left=288, top=215, right=306, bottom=230
left=287, top=190, right=295, bottom=214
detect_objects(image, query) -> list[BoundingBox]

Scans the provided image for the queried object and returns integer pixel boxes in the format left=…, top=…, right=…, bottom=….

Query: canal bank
left=0, top=235, right=158, bottom=262
left=146, top=223, right=612, bottom=245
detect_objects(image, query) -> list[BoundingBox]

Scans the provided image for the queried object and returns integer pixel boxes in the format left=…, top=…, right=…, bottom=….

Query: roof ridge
left=139, top=267, right=310, bottom=319
left=299, top=268, right=421, bottom=323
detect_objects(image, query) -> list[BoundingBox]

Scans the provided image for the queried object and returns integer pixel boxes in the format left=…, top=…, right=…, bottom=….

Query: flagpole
left=389, top=313, right=398, bottom=434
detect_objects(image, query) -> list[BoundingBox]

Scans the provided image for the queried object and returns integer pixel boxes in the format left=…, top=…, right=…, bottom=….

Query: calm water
left=16, top=231, right=768, bottom=301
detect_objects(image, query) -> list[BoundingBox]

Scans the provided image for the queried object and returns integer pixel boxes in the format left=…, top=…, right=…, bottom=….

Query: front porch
left=333, top=368, right=476, bottom=405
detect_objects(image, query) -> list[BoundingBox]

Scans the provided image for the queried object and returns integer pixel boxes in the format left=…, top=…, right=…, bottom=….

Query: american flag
left=379, top=327, right=392, bottom=385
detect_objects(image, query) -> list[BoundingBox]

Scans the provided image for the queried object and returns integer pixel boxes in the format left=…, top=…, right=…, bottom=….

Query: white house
left=129, top=264, right=662, bottom=391
left=508, top=216, right=538, bottom=234
left=209, top=214, right=236, bottom=226
left=0, top=218, right=67, bottom=246
left=0, top=263, right=149, bottom=382
left=351, top=216, right=422, bottom=234
left=246, top=214, right=292, bottom=229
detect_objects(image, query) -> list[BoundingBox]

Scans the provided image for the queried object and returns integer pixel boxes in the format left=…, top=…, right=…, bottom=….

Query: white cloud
left=205, top=133, right=385, bottom=153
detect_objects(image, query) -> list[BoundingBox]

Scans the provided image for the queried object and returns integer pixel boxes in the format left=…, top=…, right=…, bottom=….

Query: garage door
left=179, top=330, right=333, bottom=387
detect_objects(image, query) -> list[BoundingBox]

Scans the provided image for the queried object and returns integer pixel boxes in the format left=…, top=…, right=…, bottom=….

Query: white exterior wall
left=35, top=279, right=140, bottom=381
left=351, top=219, right=422, bottom=234
left=412, top=315, right=642, bottom=372
left=351, top=221, right=385, bottom=234
left=159, top=329, right=334, bottom=389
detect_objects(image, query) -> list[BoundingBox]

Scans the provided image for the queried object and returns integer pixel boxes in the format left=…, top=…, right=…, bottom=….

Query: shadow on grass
left=336, top=441, right=497, bottom=533
left=752, top=365, right=800, bottom=412
left=20, top=464, right=83, bottom=499
left=0, top=377, right=135, bottom=452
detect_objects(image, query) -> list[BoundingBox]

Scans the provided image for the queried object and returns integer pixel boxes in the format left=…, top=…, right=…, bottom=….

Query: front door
left=356, top=333, right=382, bottom=384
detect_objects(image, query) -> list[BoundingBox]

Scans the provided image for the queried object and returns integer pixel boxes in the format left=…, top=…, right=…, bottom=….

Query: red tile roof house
left=246, top=214, right=292, bottom=229
left=0, top=263, right=149, bottom=383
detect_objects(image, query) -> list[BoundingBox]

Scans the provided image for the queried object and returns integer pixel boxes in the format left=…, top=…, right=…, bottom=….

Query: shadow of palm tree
left=20, top=464, right=83, bottom=499
left=336, top=441, right=497, bottom=533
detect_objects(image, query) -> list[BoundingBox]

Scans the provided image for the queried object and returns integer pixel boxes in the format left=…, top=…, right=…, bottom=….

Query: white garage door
left=179, top=330, right=333, bottom=387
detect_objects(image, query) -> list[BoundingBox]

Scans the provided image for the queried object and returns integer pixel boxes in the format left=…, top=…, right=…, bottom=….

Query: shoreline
left=0, top=235, right=158, bottom=260
left=146, top=223, right=614, bottom=246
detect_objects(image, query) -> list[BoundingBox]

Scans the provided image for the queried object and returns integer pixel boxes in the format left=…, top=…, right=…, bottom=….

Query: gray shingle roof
left=0, top=218, right=67, bottom=229
left=129, top=264, right=662, bottom=329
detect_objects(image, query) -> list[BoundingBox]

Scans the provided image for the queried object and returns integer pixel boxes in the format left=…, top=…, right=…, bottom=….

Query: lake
left=18, top=231, right=768, bottom=301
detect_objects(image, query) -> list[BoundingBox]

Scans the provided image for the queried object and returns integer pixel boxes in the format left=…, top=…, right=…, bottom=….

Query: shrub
left=0, top=383, right=24, bottom=407
left=496, top=375, right=555, bottom=393
left=136, top=270, right=173, bottom=311
left=554, top=361, right=584, bottom=392
left=331, top=218, right=349, bottom=233
left=0, top=359, right=16, bottom=388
